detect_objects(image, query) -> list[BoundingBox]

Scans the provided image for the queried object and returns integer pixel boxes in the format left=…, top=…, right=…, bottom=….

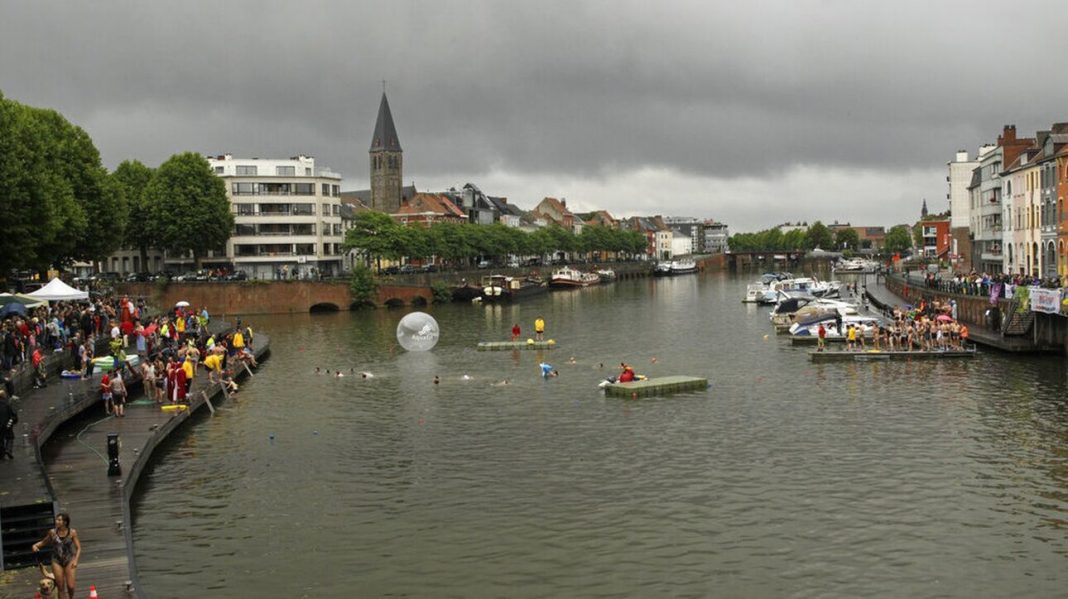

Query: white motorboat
left=550, top=267, right=601, bottom=288
left=743, top=283, right=777, bottom=304
left=654, top=258, right=698, bottom=276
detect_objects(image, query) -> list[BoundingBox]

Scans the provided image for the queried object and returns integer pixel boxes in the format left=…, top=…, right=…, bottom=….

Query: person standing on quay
left=33, top=513, right=81, bottom=599
left=0, top=390, right=17, bottom=459
left=534, top=317, right=545, bottom=341
left=511, top=323, right=521, bottom=342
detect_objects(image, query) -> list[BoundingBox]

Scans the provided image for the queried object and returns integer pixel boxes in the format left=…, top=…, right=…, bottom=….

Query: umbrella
left=936, top=314, right=954, bottom=322
left=0, top=303, right=28, bottom=318
left=175, top=300, right=191, bottom=308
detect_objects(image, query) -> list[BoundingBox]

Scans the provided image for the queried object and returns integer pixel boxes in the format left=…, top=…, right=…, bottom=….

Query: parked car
left=398, top=264, right=420, bottom=274
left=421, top=264, right=438, bottom=273
left=225, top=270, right=248, bottom=281
left=381, top=266, right=400, bottom=275
left=476, top=260, right=491, bottom=269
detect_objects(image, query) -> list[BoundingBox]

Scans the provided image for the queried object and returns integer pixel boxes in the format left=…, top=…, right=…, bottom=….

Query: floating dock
left=602, top=375, right=709, bottom=398
left=789, top=335, right=875, bottom=346
left=809, top=348, right=977, bottom=362
left=477, top=340, right=556, bottom=351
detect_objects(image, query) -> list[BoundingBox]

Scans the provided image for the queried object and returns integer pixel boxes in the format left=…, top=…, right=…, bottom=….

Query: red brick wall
left=119, top=281, right=433, bottom=315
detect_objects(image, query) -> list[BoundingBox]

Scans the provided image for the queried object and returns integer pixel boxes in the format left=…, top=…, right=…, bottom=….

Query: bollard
left=107, top=432, right=121, bottom=476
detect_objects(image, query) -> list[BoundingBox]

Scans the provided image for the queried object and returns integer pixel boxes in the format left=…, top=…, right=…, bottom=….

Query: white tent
left=27, top=278, right=89, bottom=301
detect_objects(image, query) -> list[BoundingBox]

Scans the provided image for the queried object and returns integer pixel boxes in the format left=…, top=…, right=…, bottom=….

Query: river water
left=131, top=272, right=1068, bottom=598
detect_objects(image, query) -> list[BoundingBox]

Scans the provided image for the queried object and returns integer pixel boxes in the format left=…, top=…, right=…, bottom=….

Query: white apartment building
left=208, top=154, right=345, bottom=280
left=972, top=146, right=1004, bottom=274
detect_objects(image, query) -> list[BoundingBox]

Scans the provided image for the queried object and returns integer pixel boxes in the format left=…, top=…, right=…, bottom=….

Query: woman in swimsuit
left=33, top=512, right=81, bottom=599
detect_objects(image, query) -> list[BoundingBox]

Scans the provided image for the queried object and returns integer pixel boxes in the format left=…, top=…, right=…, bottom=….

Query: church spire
left=370, top=92, right=402, bottom=152
left=921, top=198, right=928, bottom=218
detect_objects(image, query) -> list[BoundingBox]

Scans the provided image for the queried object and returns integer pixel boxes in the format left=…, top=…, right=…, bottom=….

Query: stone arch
left=384, top=298, right=405, bottom=308
left=309, top=302, right=340, bottom=313
left=410, top=296, right=428, bottom=307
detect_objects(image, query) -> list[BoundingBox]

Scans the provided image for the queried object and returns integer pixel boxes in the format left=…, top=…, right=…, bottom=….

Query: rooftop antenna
left=382, top=79, right=387, bottom=94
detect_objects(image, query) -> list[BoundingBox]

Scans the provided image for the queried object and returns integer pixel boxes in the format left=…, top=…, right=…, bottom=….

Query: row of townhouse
left=948, top=124, right=1068, bottom=277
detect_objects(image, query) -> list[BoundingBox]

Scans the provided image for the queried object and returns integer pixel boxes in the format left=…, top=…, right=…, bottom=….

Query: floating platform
left=809, top=348, right=978, bottom=362
left=602, top=375, right=709, bottom=398
left=790, top=335, right=874, bottom=345
left=477, top=340, right=556, bottom=351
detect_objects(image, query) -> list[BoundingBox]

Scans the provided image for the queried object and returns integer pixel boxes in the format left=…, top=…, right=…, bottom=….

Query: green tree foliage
left=110, top=160, right=155, bottom=271
left=806, top=222, right=833, bottom=250
left=884, top=225, right=913, bottom=254
left=0, top=93, right=121, bottom=273
left=349, top=264, right=378, bottom=307
left=727, top=228, right=808, bottom=252
left=344, top=211, right=403, bottom=269
left=833, top=227, right=859, bottom=251
left=143, top=152, right=233, bottom=267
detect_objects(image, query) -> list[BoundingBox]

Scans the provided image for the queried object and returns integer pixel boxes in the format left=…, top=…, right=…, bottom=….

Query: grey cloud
left=1, top=0, right=1064, bottom=226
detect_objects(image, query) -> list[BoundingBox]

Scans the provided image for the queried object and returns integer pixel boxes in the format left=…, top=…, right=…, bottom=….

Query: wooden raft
left=603, top=375, right=709, bottom=398
left=477, top=341, right=556, bottom=351
left=809, top=348, right=977, bottom=361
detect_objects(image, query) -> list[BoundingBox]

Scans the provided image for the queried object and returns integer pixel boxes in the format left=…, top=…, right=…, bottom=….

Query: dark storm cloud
left=1, top=0, right=1064, bottom=228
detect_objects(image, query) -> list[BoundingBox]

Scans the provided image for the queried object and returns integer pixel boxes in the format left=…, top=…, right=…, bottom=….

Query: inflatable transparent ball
left=396, top=312, right=440, bottom=351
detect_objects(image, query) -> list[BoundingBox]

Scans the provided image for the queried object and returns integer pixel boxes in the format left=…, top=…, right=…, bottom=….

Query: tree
left=834, top=227, right=859, bottom=251
left=884, top=225, right=913, bottom=255
left=111, top=160, right=156, bottom=272
left=349, top=264, right=378, bottom=307
left=143, top=152, right=232, bottom=268
left=343, top=211, right=406, bottom=270
left=806, top=221, right=833, bottom=250
left=0, top=94, right=119, bottom=274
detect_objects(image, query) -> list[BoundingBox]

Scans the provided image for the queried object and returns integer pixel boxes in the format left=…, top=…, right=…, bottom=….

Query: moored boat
left=480, top=274, right=549, bottom=301
left=550, top=267, right=600, bottom=288
left=654, top=258, right=698, bottom=276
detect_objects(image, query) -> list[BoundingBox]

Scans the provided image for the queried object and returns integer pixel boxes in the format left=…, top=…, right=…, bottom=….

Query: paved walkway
left=2, top=334, right=269, bottom=598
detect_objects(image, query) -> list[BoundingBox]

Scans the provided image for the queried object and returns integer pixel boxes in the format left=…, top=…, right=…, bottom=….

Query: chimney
left=561, top=198, right=567, bottom=207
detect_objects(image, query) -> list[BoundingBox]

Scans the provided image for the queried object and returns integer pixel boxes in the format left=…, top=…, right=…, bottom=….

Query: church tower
left=370, top=92, right=403, bottom=213
left=921, top=198, right=928, bottom=218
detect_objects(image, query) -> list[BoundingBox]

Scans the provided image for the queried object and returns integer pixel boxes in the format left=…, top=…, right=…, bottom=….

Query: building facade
left=209, top=154, right=344, bottom=279
left=947, top=149, right=980, bottom=271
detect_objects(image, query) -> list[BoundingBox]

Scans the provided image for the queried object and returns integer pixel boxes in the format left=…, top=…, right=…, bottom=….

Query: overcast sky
left=2, top=1, right=1064, bottom=232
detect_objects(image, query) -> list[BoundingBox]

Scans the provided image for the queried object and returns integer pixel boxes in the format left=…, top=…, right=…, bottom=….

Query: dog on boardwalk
left=38, top=562, right=57, bottom=597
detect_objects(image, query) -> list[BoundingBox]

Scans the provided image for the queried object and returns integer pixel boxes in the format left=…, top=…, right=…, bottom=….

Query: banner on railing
left=1029, top=287, right=1063, bottom=314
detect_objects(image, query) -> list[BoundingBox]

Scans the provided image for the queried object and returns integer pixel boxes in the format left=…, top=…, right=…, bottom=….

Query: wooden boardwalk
left=1, top=334, right=270, bottom=599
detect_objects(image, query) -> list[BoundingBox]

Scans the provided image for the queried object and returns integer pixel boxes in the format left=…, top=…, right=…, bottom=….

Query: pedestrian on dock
left=511, top=323, right=521, bottom=342
left=0, top=390, right=17, bottom=459
left=816, top=323, right=826, bottom=352
left=534, top=317, right=545, bottom=341
left=32, top=512, right=81, bottom=599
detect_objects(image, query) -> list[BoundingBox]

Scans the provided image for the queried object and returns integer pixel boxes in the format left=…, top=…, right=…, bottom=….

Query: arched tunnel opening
left=309, top=302, right=340, bottom=313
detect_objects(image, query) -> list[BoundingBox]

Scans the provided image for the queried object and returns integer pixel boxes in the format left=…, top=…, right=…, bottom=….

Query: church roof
left=370, top=93, right=402, bottom=152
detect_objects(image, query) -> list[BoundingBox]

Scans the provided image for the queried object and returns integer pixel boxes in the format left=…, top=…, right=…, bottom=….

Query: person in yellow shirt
left=534, top=317, right=545, bottom=341
left=233, top=329, right=245, bottom=351
left=203, top=351, right=224, bottom=384
left=182, top=356, right=195, bottom=395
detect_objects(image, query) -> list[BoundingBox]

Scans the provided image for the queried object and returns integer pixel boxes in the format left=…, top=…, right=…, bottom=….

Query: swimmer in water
left=315, top=367, right=321, bottom=374
left=361, top=372, right=374, bottom=379
left=568, top=356, right=577, bottom=364
left=492, top=379, right=510, bottom=386
left=539, top=363, right=558, bottom=378
left=434, top=375, right=440, bottom=385
left=461, top=374, right=472, bottom=381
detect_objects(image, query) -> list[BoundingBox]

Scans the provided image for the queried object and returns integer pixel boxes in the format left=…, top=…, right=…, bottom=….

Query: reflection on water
left=132, top=272, right=1068, bottom=597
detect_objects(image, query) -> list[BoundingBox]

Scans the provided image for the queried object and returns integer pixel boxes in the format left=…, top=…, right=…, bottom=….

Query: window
left=276, top=165, right=296, bottom=176
left=332, top=223, right=341, bottom=236
left=332, top=204, right=340, bottom=216
left=232, top=182, right=256, bottom=195
left=214, top=166, right=224, bottom=174
left=332, top=185, right=340, bottom=196
left=322, top=203, right=330, bottom=215
left=234, top=224, right=256, bottom=236
left=305, top=168, right=312, bottom=176
left=294, top=183, right=314, bottom=195
left=236, top=165, right=257, bottom=176
left=236, top=204, right=256, bottom=215
left=292, top=203, right=314, bottom=215
left=322, top=183, right=330, bottom=196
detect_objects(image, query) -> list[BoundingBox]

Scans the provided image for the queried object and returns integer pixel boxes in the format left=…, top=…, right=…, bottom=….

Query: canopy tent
left=26, top=278, right=89, bottom=301
left=0, top=293, right=48, bottom=309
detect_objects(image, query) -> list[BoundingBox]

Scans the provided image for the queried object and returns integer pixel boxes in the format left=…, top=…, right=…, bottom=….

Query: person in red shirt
left=817, top=322, right=827, bottom=352
left=618, top=364, right=636, bottom=382
left=31, top=347, right=46, bottom=388
left=511, top=323, right=521, bottom=342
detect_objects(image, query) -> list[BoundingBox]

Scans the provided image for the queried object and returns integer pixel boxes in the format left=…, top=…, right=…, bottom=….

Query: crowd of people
left=0, top=289, right=257, bottom=424
left=918, top=270, right=1066, bottom=296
